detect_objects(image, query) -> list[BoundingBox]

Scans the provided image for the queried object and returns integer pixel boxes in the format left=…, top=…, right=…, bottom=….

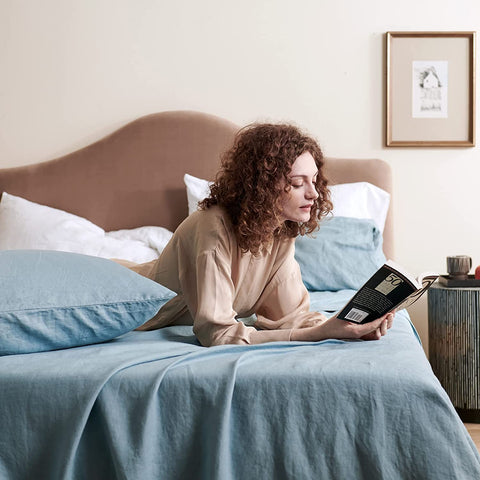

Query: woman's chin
left=282, top=211, right=311, bottom=223
left=293, top=215, right=310, bottom=223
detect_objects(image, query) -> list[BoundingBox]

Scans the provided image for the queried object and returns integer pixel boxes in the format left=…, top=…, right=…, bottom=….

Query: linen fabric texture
left=0, top=250, right=174, bottom=355
left=295, top=216, right=386, bottom=292
left=2, top=307, right=480, bottom=480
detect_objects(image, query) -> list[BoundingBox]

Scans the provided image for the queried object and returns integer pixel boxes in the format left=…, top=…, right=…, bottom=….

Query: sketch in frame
left=412, top=60, right=448, bottom=118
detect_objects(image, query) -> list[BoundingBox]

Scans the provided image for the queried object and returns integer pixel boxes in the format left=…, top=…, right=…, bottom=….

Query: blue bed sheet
left=1, top=291, right=479, bottom=480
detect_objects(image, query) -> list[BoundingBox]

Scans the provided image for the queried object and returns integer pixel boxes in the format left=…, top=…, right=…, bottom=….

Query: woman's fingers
left=380, top=319, right=388, bottom=336
left=317, top=311, right=396, bottom=342
left=357, top=315, right=385, bottom=335
left=360, top=329, right=380, bottom=341
left=359, top=315, right=392, bottom=341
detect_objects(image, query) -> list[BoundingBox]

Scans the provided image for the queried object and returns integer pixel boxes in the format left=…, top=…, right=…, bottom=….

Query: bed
left=0, top=110, right=479, bottom=480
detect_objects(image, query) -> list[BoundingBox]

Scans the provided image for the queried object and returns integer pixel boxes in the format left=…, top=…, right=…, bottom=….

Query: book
left=337, top=259, right=439, bottom=324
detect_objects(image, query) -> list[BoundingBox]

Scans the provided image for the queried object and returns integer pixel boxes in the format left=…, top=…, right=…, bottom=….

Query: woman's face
left=279, top=151, right=319, bottom=223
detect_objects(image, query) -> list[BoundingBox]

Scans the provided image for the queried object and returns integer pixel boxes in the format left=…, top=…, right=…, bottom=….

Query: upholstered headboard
left=0, top=110, right=394, bottom=258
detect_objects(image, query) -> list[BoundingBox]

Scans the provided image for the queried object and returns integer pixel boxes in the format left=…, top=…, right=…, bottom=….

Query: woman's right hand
left=290, top=311, right=394, bottom=342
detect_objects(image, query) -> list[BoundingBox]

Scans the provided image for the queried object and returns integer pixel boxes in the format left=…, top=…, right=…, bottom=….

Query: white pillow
left=328, top=182, right=390, bottom=233
left=183, top=174, right=390, bottom=232
left=0, top=192, right=173, bottom=263
left=184, top=173, right=212, bottom=215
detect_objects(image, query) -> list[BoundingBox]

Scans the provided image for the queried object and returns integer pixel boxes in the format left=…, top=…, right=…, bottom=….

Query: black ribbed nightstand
left=428, top=282, right=480, bottom=422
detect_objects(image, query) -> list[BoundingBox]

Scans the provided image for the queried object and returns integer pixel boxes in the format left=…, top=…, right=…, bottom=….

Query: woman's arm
left=119, top=245, right=394, bottom=345
left=185, top=249, right=297, bottom=346
left=290, top=312, right=394, bottom=342
left=254, top=251, right=394, bottom=342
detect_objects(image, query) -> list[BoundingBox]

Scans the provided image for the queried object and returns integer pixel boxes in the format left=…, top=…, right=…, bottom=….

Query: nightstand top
left=433, top=278, right=480, bottom=290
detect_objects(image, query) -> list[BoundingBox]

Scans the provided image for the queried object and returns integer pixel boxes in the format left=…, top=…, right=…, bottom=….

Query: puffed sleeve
left=188, top=249, right=294, bottom=346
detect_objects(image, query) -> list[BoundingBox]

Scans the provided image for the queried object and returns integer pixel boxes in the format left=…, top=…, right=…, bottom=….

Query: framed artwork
left=386, top=31, right=476, bottom=147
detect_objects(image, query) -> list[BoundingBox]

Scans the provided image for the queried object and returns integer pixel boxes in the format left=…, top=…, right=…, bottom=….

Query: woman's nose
left=306, top=183, right=319, bottom=200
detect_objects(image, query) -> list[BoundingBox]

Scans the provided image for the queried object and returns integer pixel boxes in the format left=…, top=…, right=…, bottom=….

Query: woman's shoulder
left=175, top=205, right=235, bottom=253
left=181, top=205, right=231, bottom=231
left=271, top=235, right=296, bottom=258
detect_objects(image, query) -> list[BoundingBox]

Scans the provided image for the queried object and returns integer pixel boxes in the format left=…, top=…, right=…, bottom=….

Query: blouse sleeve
left=253, top=254, right=326, bottom=332
left=189, top=244, right=327, bottom=347
left=185, top=249, right=294, bottom=346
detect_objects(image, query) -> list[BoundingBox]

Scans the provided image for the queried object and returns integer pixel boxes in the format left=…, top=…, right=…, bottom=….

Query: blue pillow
left=294, top=216, right=386, bottom=292
left=0, top=250, right=174, bottom=355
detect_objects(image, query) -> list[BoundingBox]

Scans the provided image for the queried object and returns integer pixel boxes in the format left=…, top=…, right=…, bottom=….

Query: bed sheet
left=1, top=291, right=479, bottom=480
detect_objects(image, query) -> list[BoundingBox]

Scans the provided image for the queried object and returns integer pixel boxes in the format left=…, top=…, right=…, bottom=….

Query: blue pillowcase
left=295, top=216, right=386, bottom=292
left=0, top=250, right=174, bottom=355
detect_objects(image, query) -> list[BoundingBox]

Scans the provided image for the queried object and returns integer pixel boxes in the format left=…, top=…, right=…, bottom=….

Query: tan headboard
left=0, top=110, right=393, bottom=258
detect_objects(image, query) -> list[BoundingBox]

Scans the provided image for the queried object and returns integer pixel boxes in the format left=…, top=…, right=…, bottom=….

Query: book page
left=395, top=274, right=438, bottom=311
left=384, top=259, right=421, bottom=289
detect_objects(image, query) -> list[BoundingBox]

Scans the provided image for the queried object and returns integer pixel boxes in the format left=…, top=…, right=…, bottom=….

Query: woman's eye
left=292, top=183, right=303, bottom=189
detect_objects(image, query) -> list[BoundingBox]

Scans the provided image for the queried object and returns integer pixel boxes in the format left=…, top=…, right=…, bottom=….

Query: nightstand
left=428, top=282, right=480, bottom=422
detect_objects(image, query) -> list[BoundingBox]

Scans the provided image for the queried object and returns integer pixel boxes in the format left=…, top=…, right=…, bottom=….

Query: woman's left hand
left=289, top=310, right=395, bottom=342
left=360, top=310, right=395, bottom=340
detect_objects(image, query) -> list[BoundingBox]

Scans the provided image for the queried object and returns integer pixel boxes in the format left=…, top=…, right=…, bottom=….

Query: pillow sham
left=0, top=192, right=173, bottom=262
left=183, top=174, right=390, bottom=232
left=294, top=216, right=386, bottom=292
left=0, top=250, right=175, bottom=356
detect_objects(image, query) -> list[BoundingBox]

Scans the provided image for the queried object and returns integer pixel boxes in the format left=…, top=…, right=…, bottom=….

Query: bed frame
left=3, top=112, right=480, bottom=480
left=0, top=110, right=393, bottom=258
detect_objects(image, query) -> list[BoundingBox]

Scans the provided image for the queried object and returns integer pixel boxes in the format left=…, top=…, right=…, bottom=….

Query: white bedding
left=0, top=192, right=173, bottom=263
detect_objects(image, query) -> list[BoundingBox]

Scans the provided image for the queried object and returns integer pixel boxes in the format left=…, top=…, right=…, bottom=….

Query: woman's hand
left=290, top=311, right=395, bottom=342
left=359, top=311, right=395, bottom=340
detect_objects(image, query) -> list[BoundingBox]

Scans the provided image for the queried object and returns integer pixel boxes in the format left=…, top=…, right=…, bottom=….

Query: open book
left=337, top=260, right=438, bottom=324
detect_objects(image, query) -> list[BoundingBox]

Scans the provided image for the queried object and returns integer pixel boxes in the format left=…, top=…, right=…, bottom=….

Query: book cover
left=336, top=260, right=438, bottom=324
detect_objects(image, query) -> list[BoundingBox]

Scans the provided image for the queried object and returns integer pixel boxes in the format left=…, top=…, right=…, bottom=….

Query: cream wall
left=1, top=0, right=479, bottom=353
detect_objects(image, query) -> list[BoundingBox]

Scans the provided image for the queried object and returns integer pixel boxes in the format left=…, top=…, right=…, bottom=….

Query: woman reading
left=130, top=123, right=394, bottom=346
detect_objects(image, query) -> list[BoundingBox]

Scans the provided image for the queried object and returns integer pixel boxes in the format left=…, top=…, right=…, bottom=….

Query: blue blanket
left=1, top=291, right=479, bottom=479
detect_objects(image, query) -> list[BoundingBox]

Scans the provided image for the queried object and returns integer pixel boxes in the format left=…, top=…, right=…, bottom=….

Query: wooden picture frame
left=386, top=31, right=476, bottom=147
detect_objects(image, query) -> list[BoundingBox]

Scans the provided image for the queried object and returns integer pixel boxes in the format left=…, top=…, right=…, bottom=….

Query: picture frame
left=386, top=31, right=476, bottom=147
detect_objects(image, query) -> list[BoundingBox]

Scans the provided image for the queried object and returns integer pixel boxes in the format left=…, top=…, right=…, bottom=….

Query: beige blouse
left=133, top=205, right=324, bottom=346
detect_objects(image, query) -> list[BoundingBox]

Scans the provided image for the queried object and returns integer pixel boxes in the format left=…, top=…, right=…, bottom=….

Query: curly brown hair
left=199, top=123, right=332, bottom=254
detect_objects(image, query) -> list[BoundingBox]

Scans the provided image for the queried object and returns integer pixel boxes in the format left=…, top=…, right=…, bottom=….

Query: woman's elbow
left=193, top=323, right=249, bottom=347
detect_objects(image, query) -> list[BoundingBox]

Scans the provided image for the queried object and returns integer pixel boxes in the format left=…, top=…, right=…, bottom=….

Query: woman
left=132, top=123, right=394, bottom=346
